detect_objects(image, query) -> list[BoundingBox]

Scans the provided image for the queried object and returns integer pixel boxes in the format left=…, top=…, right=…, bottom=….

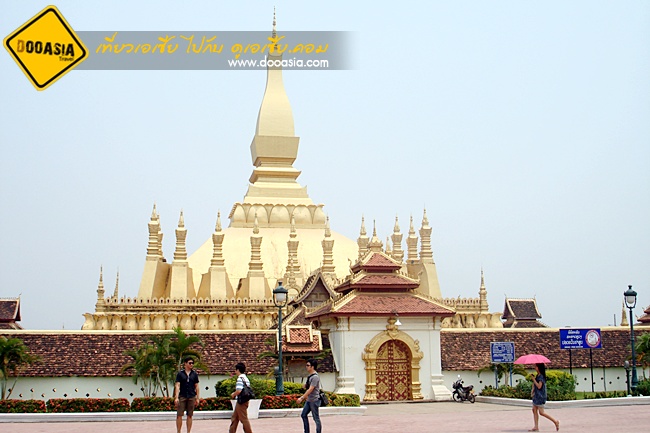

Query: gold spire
left=272, top=6, right=277, bottom=39
left=147, top=203, right=161, bottom=258
left=322, top=216, right=335, bottom=274
left=286, top=215, right=300, bottom=282
left=249, top=212, right=264, bottom=272
left=385, top=236, right=392, bottom=256
left=211, top=211, right=225, bottom=267
left=479, top=268, right=488, bottom=311
left=324, top=216, right=331, bottom=237
left=391, top=215, right=404, bottom=263
left=621, top=301, right=629, bottom=326
left=419, top=208, right=433, bottom=264
left=368, top=220, right=383, bottom=252
left=96, top=266, right=105, bottom=301
left=357, top=215, right=370, bottom=259
left=113, top=269, right=120, bottom=298
left=174, top=210, right=188, bottom=261
left=406, top=215, right=419, bottom=263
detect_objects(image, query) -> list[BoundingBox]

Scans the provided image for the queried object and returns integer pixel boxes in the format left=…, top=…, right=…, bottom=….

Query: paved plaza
left=3, top=401, right=650, bottom=433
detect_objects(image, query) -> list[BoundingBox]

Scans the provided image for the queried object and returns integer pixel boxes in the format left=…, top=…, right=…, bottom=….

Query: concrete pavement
left=2, top=400, right=650, bottom=432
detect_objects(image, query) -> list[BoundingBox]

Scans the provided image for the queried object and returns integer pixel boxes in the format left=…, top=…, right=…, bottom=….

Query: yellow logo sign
left=4, top=6, right=87, bottom=90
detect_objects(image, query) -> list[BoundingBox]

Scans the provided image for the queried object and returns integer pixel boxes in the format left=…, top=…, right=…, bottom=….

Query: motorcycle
left=452, top=375, right=475, bottom=403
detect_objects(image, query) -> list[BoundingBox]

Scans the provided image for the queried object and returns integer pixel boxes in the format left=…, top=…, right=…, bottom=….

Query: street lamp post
left=273, top=281, right=289, bottom=396
left=623, top=361, right=631, bottom=396
left=623, top=285, right=639, bottom=391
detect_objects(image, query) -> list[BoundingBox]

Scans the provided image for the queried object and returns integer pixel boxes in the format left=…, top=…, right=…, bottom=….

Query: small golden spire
left=272, top=6, right=277, bottom=39
left=178, top=209, right=185, bottom=228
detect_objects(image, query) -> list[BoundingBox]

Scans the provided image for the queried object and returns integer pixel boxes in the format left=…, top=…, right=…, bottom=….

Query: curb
left=476, top=395, right=650, bottom=408
left=0, top=406, right=367, bottom=423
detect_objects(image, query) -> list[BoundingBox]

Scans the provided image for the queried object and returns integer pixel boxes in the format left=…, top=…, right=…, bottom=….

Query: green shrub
left=0, top=399, right=46, bottom=413
left=482, top=370, right=576, bottom=401
left=215, top=375, right=302, bottom=398
left=480, top=385, right=529, bottom=399
left=545, top=370, right=576, bottom=401
left=330, top=393, right=360, bottom=406
left=130, top=397, right=174, bottom=411
left=259, top=392, right=359, bottom=409
left=634, top=378, right=650, bottom=396
left=47, top=398, right=130, bottom=412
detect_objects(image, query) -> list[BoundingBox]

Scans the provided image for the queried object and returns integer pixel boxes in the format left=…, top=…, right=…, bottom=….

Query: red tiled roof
left=307, top=293, right=455, bottom=318
left=0, top=299, right=20, bottom=322
left=351, top=252, right=401, bottom=273
left=281, top=328, right=322, bottom=353
left=503, top=299, right=541, bottom=320
left=288, top=327, right=311, bottom=344
left=335, top=274, right=419, bottom=293
left=639, top=305, right=650, bottom=325
left=441, top=328, right=650, bottom=370
left=0, top=332, right=275, bottom=377
left=506, top=320, right=549, bottom=328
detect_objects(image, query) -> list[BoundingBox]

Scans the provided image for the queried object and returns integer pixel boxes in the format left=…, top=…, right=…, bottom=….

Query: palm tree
left=635, top=332, right=650, bottom=379
left=122, top=329, right=209, bottom=398
left=165, top=327, right=209, bottom=396
left=477, top=362, right=528, bottom=387
left=0, top=336, right=41, bottom=399
left=121, top=343, right=158, bottom=397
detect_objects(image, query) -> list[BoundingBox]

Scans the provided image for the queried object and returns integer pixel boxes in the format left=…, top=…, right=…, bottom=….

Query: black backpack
left=237, top=376, right=254, bottom=404
left=307, top=373, right=328, bottom=406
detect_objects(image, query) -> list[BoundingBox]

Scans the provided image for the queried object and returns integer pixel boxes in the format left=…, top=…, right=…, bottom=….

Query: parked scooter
left=452, top=375, right=475, bottom=403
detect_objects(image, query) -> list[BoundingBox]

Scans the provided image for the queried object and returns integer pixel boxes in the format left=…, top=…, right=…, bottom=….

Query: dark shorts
left=177, top=397, right=196, bottom=416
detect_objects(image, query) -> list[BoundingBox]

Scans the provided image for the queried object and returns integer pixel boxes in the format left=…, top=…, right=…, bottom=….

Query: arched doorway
left=376, top=339, right=412, bottom=400
left=362, top=318, right=424, bottom=401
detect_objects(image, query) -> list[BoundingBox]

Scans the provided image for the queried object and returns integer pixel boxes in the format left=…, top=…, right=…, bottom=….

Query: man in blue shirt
left=174, top=356, right=200, bottom=433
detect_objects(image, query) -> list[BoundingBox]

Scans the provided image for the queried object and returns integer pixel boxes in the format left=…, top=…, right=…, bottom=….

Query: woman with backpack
left=230, top=362, right=253, bottom=433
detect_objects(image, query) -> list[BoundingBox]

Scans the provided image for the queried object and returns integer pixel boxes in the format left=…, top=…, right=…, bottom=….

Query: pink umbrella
left=514, top=354, right=551, bottom=364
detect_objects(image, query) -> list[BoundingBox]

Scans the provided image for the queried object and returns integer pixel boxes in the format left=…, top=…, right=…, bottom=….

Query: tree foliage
left=121, top=327, right=209, bottom=397
left=635, top=332, right=650, bottom=379
left=477, top=362, right=528, bottom=386
left=0, top=336, right=41, bottom=399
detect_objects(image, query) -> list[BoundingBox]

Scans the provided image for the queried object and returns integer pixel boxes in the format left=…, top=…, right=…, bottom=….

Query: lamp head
left=273, top=281, right=289, bottom=307
left=624, top=285, right=637, bottom=309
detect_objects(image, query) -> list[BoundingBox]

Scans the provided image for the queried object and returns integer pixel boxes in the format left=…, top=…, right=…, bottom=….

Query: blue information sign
left=490, top=341, right=515, bottom=363
left=559, top=328, right=602, bottom=350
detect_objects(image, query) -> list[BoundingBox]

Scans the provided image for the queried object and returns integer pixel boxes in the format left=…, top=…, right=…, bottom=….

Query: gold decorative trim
left=362, top=317, right=424, bottom=401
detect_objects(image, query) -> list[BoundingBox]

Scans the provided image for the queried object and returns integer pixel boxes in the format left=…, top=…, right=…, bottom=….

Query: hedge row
left=0, top=393, right=360, bottom=413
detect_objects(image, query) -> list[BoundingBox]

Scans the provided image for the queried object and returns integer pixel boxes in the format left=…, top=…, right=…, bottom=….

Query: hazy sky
left=1, top=1, right=648, bottom=330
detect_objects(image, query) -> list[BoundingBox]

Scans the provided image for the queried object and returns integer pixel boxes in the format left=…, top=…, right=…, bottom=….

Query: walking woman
left=529, top=363, right=559, bottom=431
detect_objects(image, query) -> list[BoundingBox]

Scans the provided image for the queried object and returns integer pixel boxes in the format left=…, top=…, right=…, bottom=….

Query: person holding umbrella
left=529, top=363, right=559, bottom=431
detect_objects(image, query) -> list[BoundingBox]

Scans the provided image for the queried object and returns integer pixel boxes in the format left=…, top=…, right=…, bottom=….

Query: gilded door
left=375, top=339, right=412, bottom=401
